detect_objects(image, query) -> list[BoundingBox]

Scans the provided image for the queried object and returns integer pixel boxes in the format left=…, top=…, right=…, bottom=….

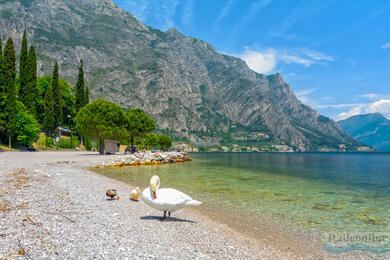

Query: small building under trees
left=105, top=140, right=120, bottom=154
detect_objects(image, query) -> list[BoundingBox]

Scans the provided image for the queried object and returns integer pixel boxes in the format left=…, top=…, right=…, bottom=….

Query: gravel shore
left=0, top=151, right=305, bottom=259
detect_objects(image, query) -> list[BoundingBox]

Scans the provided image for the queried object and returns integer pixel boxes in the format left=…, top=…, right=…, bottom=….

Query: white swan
left=141, top=175, right=202, bottom=220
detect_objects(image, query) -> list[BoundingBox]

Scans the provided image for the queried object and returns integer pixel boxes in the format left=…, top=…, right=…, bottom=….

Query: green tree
left=35, top=76, right=51, bottom=122
left=158, top=135, right=172, bottom=151
left=125, top=108, right=155, bottom=153
left=134, top=137, right=144, bottom=150
left=60, top=79, right=76, bottom=127
left=3, top=37, right=17, bottom=147
left=0, top=39, right=5, bottom=133
left=52, top=62, right=62, bottom=126
left=19, top=30, right=29, bottom=105
left=144, top=132, right=158, bottom=150
left=75, top=99, right=127, bottom=155
left=75, top=60, right=85, bottom=112
left=84, top=85, right=89, bottom=106
left=0, top=39, right=2, bottom=85
left=84, top=137, right=93, bottom=150
left=25, top=44, right=37, bottom=115
left=35, top=76, right=75, bottom=126
left=43, top=84, right=55, bottom=136
left=15, top=101, right=40, bottom=146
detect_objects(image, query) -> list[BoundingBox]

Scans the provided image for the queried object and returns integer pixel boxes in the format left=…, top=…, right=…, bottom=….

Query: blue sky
left=114, top=0, right=390, bottom=120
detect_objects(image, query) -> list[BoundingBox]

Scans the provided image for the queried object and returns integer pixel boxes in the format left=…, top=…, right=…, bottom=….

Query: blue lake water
left=94, top=152, right=390, bottom=234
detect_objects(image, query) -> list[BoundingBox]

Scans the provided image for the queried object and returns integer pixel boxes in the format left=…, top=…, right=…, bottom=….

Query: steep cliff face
left=0, top=0, right=364, bottom=151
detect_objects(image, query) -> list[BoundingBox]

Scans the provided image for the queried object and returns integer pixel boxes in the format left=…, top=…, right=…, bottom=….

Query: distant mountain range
left=0, top=0, right=368, bottom=151
left=338, top=113, right=390, bottom=152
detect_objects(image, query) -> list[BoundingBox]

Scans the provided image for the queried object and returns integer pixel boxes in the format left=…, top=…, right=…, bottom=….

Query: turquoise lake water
left=94, top=152, right=390, bottom=234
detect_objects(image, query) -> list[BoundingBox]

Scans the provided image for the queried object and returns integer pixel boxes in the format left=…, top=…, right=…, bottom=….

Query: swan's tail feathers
left=188, top=199, right=202, bottom=206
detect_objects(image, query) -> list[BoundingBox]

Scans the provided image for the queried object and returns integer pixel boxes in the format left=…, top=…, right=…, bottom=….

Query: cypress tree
left=44, top=84, right=55, bottom=136
left=75, top=60, right=85, bottom=113
left=0, top=38, right=3, bottom=85
left=84, top=85, right=89, bottom=106
left=3, top=38, right=17, bottom=147
left=19, top=30, right=28, bottom=104
left=25, top=45, right=37, bottom=115
left=52, top=61, right=62, bottom=126
left=0, top=39, right=5, bottom=131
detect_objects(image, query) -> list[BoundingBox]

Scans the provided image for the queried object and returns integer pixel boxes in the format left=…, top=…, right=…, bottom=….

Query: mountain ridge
left=0, top=0, right=367, bottom=151
left=338, top=113, right=390, bottom=152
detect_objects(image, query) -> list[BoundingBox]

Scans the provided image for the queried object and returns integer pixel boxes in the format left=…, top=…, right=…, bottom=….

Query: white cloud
left=336, top=99, right=390, bottom=120
left=318, top=103, right=363, bottom=109
left=365, top=99, right=390, bottom=115
left=296, top=89, right=317, bottom=96
left=239, top=49, right=277, bottom=74
left=302, top=50, right=334, bottom=62
left=381, top=42, right=390, bottom=49
left=234, top=47, right=334, bottom=74
left=337, top=106, right=364, bottom=121
left=355, top=93, right=379, bottom=100
left=232, top=0, right=273, bottom=35
left=118, top=0, right=149, bottom=22
left=158, top=0, right=179, bottom=30
left=278, top=53, right=314, bottom=67
left=118, top=0, right=179, bottom=30
left=295, top=88, right=317, bottom=104
left=214, top=0, right=234, bottom=25
left=354, top=93, right=390, bottom=101
left=269, top=1, right=331, bottom=39
left=181, top=0, right=194, bottom=27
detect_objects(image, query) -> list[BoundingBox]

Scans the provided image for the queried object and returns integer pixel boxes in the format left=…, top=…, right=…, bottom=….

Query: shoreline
left=0, top=151, right=306, bottom=259
left=90, top=162, right=325, bottom=259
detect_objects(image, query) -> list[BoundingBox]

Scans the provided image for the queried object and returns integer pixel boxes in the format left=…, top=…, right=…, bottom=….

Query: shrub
left=58, top=135, right=80, bottom=149
left=36, top=133, right=54, bottom=149
left=84, top=137, right=93, bottom=151
left=15, top=102, right=41, bottom=146
left=158, top=134, right=172, bottom=151
left=58, top=138, right=69, bottom=148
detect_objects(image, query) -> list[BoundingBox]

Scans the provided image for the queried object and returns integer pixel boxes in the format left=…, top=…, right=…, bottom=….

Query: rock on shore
left=94, top=151, right=192, bottom=168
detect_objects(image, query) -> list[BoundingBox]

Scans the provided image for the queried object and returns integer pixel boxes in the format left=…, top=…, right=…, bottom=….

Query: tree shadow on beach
left=140, top=215, right=196, bottom=223
left=79, top=153, right=110, bottom=156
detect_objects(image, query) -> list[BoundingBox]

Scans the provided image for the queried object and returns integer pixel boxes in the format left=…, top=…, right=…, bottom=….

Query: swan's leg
left=168, top=211, right=171, bottom=219
left=160, top=211, right=167, bottom=221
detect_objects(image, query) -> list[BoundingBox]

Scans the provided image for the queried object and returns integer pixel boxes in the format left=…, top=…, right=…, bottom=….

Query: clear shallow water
left=94, top=153, right=390, bottom=233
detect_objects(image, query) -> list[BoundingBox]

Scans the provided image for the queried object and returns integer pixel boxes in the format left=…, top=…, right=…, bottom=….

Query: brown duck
left=106, top=189, right=120, bottom=200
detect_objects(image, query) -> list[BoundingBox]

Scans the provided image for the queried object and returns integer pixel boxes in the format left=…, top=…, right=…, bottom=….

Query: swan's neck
left=150, top=187, right=157, bottom=200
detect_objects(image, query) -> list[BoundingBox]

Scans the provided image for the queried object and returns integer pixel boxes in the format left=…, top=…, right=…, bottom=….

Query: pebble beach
left=0, top=151, right=309, bottom=259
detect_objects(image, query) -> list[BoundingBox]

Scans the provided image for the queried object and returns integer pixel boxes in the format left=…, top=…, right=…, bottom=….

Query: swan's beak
left=153, top=191, right=157, bottom=199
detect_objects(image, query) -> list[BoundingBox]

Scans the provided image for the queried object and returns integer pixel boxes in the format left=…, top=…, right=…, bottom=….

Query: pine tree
left=19, top=30, right=28, bottom=104
left=52, top=61, right=62, bottom=126
left=84, top=85, right=89, bottom=106
left=3, top=38, right=17, bottom=147
left=75, top=60, right=85, bottom=113
left=44, top=84, right=55, bottom=135
left=25, top=45, right=37, bottom=115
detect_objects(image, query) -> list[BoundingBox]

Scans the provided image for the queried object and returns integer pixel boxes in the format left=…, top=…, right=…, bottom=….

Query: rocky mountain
left=0, top=0, right=366, bottom=151
left=339, top=113, right=390, bottom=152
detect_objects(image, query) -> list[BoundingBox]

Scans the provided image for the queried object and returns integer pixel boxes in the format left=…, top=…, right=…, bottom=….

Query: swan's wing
left=156, top=188, right=194, bottom=208
left=141, top=187, right=201, bottom=211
